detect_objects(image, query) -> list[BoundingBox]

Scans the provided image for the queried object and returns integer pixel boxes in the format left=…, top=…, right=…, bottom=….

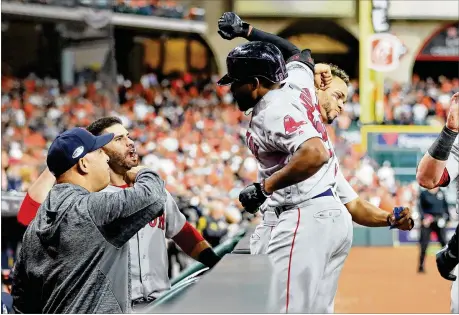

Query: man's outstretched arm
left=335, top=168, right=413, bottom=230
left=217, top=12, right=300, bottom=60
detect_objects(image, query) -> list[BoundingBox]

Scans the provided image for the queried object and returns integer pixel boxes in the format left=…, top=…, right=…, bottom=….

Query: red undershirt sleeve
left=172, top=221, right=210, bottom=259
left=437, top=168, right=451, bottom=188
left=17, top=193, right=41, bottom=226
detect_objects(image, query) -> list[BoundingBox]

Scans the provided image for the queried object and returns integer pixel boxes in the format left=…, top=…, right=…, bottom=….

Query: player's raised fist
left=314, top=63, right=332, bottom=91
left=446, top=92, right=459, bottom=132
left=218, top=12, right=250, bottom=40
left=238, top=182, right=268, bottom=214
left=124, top=166, right=150, bottom=185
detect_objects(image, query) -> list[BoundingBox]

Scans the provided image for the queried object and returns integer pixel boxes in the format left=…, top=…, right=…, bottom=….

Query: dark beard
left=107, top=150, right=138, bottom=174
left=327, top=114, right=336, bottom=124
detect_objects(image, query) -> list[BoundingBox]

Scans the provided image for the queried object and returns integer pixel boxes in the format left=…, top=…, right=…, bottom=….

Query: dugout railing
left=141, top=226, right=276, bottom=314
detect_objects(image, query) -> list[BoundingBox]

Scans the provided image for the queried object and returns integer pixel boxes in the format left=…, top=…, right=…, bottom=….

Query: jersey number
left=299, top=88, right=329, bottom=142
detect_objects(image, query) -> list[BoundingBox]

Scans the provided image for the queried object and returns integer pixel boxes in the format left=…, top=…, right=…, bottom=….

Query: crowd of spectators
left=2, top=72, right=459, bottom=243
left=338, top=74, right=459, bottom=129
left=6, top=0, right=206, bottom=21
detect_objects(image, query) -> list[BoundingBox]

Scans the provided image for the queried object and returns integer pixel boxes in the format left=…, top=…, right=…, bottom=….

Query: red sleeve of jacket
left=437, top=168, right=451, bottom=188
left=17, top=193, right=41, bottom=226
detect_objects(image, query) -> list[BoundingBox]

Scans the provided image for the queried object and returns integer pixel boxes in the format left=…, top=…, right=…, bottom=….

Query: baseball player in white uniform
left=17, top=117, right=221, bottom=311
left=217, top=13, right=414, bottom=260
left=417, top=92, right=459, bottom=314
left=218, top=40, right=354, bottom=313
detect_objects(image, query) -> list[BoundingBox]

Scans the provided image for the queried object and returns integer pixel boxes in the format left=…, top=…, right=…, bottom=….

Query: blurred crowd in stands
left=6, top=0, right=206, bottom=21
left=1, top=72, right=459, bottom=254
left=338, top=75, right=459, bottom=129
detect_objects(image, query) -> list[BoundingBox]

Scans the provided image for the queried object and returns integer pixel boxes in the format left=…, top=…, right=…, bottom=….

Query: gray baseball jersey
left=246, top=60, right=338, bottom=208
left=249, top=61, right=358, bottom=256
left=103, top=186, right=186, bottom=300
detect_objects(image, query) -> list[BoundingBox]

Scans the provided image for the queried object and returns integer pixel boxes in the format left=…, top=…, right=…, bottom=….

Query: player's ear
left=250, top=77, right=260, bottom=91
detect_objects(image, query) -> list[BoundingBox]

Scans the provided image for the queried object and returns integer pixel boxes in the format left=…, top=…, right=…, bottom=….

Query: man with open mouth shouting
left=15, top=116, right=220, bottom=312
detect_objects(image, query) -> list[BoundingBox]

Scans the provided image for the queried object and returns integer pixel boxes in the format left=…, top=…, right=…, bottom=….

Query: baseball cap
left=47, top=128, right=114, bottom=178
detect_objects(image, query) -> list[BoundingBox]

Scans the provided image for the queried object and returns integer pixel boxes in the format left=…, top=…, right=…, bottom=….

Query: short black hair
left=87, top=116, right=122, bottom=136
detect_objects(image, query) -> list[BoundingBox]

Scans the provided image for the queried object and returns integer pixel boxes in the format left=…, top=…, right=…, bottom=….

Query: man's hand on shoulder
left=218, top=12, right=251, bottom=40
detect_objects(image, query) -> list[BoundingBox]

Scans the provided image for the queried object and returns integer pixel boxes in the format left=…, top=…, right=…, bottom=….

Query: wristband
left=260, top=179, right=272, bottom=197
left=428, top=126, right=458, bottom=161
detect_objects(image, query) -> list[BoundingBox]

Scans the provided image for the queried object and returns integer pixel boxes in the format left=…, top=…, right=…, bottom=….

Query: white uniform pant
left=250, top=210, right=278, bottom=255
left=266, top=196, right=353, bottom=314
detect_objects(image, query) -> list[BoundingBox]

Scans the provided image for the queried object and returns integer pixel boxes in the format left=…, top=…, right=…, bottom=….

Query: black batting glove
left=436, top=246, right=458, bottom=281
left=239, top=183, right=269, bottom=214
left=218, top=12, right=250, bottom=40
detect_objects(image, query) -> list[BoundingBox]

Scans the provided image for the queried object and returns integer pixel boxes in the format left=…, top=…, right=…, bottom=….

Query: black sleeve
left=247, top=28, right=300, bottom=60
left=447, top=224, right=458, bottom=262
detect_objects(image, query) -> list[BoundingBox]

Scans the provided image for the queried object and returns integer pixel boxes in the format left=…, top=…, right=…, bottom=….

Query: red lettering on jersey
left=299, top=88, right=329, bottom=142
left=283, top=115, right=307, bottom=135
left=158, top=214, right=165, bottom=230
left=246, top=130, right=260, bottom=159
left=149, top=214, right=165, bottom=230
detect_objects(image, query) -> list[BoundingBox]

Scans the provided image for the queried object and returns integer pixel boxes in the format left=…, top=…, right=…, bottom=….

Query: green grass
left=426, top=243, right=442, bottom=256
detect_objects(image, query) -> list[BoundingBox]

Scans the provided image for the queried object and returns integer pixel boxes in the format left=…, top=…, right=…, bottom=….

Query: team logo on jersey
left=283, top=115, right=306, bottom=135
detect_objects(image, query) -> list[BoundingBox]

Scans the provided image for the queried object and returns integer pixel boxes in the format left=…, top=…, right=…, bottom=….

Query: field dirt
left=335, top=246, right=452, bottom=313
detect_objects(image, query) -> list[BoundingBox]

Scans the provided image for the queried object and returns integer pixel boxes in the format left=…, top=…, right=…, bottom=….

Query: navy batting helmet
left=217, top=41, right=288, bottom=86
